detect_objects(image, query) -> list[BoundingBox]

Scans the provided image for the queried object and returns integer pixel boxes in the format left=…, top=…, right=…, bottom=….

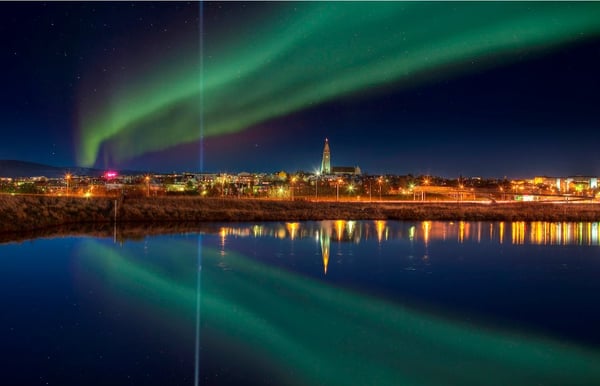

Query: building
left=321, top=138, right=331, bottom=174
left=536, top=175, right=599, bottom=193
left=332, top=166, right=362, bottom=176
left=319, top=138, right=361, bottom=176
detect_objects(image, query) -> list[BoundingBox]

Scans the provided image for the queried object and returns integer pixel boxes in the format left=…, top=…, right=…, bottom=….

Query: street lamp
left=65, top=173, right=71, bottom=196
left=315, top=171, right=320, bottom=200
left=336, top=179, right=342, bottom=201
left=291, top=177, right=297, bottom=200
left=378, top=177, right=383, bottom=201
left=145, top=175, right=150, bottom=197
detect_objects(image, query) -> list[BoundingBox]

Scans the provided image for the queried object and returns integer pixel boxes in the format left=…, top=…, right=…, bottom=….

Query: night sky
left=2, top=1, right=600, bottom=178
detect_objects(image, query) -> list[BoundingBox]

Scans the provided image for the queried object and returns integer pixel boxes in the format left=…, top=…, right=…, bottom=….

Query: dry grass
left=0, top=195, right=114, bottom=233
left=0, top=221, right=223, bottom=245
left=2, top=195, right=600, bottom=237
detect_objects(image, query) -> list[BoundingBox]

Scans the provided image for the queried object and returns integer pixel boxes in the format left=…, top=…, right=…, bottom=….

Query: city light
left=1, top=163, right=599, bottom=203
left=336, top=178, right=343, bottom=201
left=104, top=171, right=118, bottom=179
left=291, top=176, right=297, bottom=200
left=65, top=173, right=72, bottom=197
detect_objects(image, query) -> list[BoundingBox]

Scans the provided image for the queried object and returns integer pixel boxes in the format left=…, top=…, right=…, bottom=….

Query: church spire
left=321, top=138, right=331, bottom=175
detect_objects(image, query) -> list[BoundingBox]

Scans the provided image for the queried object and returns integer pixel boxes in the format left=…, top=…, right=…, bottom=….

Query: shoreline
left=2, top=195, right=600, bottom=236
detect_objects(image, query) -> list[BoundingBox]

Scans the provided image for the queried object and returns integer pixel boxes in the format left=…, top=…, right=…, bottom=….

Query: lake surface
left=2, top=220, right=600, bottom=385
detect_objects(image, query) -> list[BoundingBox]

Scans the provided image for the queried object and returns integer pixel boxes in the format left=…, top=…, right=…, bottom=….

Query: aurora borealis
left=74, top=2, right=600, bottom=173
left=2, top=1, right=600, bottom=175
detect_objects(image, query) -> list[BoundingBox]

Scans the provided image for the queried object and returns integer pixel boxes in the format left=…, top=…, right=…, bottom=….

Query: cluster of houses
left=1, top=169, right=599, bottom=201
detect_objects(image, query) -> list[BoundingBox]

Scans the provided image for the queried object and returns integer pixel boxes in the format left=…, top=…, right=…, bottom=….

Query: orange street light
left=291, top=176, right=297, bottom=200
left=65, top=173, right=72, bottom=196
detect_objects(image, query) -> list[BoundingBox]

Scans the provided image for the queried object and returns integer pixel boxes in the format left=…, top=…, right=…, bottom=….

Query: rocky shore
left=2, top=194, right=600, bottom=236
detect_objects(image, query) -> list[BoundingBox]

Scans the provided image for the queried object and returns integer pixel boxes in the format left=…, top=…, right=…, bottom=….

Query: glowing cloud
left=77, top=2, right=600, bottom=166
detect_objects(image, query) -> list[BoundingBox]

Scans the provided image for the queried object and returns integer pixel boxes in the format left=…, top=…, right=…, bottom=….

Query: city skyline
left=2, top=2, right=600, bottom=178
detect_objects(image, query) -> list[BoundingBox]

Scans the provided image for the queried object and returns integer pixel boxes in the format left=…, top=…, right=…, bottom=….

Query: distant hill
left=0, top=160, right=144, bottom=178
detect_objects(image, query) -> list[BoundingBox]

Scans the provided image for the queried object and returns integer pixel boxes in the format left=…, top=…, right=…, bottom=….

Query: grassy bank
left=2, top=195, right=600, bottom=235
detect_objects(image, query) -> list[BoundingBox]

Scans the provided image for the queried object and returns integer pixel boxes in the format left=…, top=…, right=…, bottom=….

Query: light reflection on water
left=218, top=220, right=600, bottom=246
left=2, top=220, right=600, bottom=385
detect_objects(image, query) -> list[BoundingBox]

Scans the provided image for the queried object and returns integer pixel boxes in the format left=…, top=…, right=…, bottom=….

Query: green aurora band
left=77, top=238, right=600, bottom=386
left=78, top=2, right=600, bottom=166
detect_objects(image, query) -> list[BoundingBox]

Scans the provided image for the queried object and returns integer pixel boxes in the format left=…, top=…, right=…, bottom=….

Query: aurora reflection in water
left=2, top=221, right=600, bottom=385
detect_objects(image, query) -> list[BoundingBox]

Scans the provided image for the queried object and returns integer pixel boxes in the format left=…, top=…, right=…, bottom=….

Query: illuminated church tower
left=321, top=138, right=331, bottom=175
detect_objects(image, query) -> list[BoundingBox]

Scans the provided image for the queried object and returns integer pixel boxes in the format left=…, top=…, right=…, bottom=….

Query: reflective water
left=2, top=221, right=600, bottom=385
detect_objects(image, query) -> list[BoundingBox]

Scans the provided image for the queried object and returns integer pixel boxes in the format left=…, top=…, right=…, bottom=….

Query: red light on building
left=104, top=171, right=118, bottom=179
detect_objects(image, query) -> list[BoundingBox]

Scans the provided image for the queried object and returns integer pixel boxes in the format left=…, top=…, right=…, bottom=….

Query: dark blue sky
left=1, top=2, right=599, bottom=178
